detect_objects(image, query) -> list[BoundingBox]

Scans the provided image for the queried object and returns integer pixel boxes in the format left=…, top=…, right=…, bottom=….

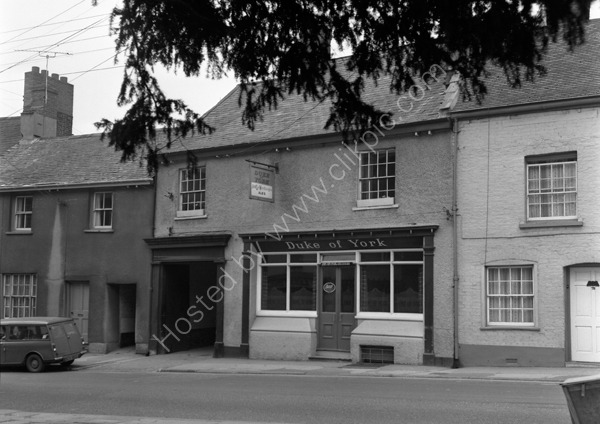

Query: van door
left=48, top=323, right=70, bottom=358
left=62, top=320, right=83, bottom=353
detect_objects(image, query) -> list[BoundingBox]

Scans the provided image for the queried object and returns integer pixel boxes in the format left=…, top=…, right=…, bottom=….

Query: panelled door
left=67, top=282, right=89, bottom=342
left=570, top=267, right=600, bottom=363
left=318, top=265, right=356, bottom=351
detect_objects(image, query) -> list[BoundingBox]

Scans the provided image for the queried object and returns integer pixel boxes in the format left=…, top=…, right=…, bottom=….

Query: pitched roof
left=452, top=18, right=600, bottom=113
left=167, top=62, right=452, bottom=153
left=0, top=117, right=21, bottom=155
left=0, top=134, right=152, bottom=190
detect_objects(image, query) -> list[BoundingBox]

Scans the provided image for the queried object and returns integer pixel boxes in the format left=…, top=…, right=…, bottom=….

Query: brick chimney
left=20, top=66, right=73, bottom=139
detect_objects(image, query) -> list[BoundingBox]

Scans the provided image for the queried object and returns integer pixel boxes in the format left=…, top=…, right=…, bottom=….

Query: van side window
left=26, top=325, right=46, bottom=340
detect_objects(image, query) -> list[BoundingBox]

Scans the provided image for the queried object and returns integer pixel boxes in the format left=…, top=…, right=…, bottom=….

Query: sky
left=1, top=0, right=599, bottom=136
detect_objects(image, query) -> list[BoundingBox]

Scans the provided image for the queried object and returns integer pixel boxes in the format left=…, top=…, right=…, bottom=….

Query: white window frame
left=485, top=266, right=535, bottom=327
left=93, top=192, right=113, bottom=229
left=356, top=250, right=424, bottom=321
left=14, top=196, right=33, bottom=231
left=2, top=274, right=37, bottom=318
left=356, top=148, right=396, bottom=208
left=257, top=253, right=319, bottom=317
left=526, top=159, right=577, bottom=221
left=177, top=167, right=206, bottom=218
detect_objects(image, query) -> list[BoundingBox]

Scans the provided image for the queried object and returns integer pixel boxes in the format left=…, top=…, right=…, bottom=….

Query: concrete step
left=309, top=350, right=352, bottom=362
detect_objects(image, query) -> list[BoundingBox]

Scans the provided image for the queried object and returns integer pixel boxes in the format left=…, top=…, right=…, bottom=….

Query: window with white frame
left=93, top=192, right=113, bottom=229
left=2, top=274, right=37, bottom=318
left=14, top=196, right=33, bottom=230
left=486, top=266, right=534, bottom=326
left=178, top=167, right=206, bottom=217
left=527, top=155, right=577, bottom=220
left=259, top=254, right=318, bottom=312
left=358, top=251, right=423, bottom=315
left=357, top=149, right=395, bottom=207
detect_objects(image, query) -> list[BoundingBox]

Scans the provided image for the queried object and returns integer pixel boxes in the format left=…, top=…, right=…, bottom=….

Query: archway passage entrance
left=159, top=262, right=218, bottom=353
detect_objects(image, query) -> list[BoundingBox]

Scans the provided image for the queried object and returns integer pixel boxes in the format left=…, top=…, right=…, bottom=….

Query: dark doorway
left=161, top=264, right=191, bottom=353
left=158, top=262, right=218, bottom=353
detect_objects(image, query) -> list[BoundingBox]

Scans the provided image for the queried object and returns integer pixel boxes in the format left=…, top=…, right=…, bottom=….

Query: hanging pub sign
left=249, top=164, right=274, bottom=202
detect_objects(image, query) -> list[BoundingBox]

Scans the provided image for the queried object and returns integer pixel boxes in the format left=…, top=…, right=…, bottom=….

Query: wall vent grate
left=360, top=345, right=394, bottom=364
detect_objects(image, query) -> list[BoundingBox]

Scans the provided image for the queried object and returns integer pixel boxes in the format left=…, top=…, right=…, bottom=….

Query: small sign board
left=323, top=282, right=336, bottom=293
left=250, top=165, right=274, bottom=202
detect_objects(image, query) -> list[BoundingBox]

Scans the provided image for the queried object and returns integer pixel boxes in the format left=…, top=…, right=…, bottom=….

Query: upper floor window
left=2, top=274, right=37, bottom=318
left=178, top=167, right=206, bottom=218
left=527, top=154, right=577, bottom=220
left=486, top=266, right=535, bottom=327
left=14, top=196, right=32, bottom=231
left=93, top=192, right=113, bottom=229
left=357, top=149, right=395, bottom=207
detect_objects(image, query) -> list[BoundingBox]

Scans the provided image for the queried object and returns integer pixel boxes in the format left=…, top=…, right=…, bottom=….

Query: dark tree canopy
left=94, top=0, right=593, bottom=173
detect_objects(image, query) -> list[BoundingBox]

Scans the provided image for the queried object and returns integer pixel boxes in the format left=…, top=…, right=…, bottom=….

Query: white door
left=570, top=267, right=600, bottom=362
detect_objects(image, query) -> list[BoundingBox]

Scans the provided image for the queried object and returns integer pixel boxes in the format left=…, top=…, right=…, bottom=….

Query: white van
left=0, top=317, right=87, bottom=372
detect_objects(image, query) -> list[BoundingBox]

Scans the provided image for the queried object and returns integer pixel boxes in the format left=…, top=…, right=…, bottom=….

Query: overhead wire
left=0, top=0, right=88, bottom=46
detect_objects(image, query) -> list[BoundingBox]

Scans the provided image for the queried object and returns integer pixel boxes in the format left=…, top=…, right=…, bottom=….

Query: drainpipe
left=451, top=118, right=460, bottom=369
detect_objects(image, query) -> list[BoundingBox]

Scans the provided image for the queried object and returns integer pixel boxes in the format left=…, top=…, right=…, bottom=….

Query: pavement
left=2, top=347, right=599, bottom=424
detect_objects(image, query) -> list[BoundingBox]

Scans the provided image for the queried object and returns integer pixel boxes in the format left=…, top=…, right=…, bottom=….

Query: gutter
left=449, top=96, right=600, bottom=120
left=0, top=179, right=153, bottom=193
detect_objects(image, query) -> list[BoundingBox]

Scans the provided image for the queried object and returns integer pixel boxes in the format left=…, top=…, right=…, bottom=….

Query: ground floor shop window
left=2, top=274, right=37, bottom=318
left=486, top=266, right=534, bottom=326
left=258, top=250, right=423, bottom=317
left=359, top=252, right=423, bottom=315
left=260, top=254, right=317, bottom=312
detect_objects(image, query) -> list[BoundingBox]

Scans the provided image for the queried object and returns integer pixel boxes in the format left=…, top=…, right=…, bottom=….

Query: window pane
left=290, top=266, right=316, bottom=310
left=261, top=267, right=286, bottom=310
left=486, top=267, right=534, bottom=325
left=289, top=254, right=317, bottom=263
left=361, top=252, right=390, bottom=262
left=394, top=251, right=423, bottom=261
left=262, top=255, right=286, bottom=264
left=360, top=265, right=390, bottom=312
left=358, top=149, right=395, bottom=201
left=393, top=264, right=423, bottom=313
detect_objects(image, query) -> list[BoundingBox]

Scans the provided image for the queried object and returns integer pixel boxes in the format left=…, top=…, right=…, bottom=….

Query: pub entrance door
left=318, top=265, right=356, bottom=351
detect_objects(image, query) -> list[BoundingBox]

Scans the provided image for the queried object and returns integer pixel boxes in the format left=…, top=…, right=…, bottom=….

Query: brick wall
left=456, top=107, right=600, bottom=355
left=22, top=66, right=73, bottom=137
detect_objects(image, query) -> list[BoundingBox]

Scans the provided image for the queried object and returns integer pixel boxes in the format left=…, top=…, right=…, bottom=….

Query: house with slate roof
left=450, top=19, right=600, bottom=366
left=146, top=61, right=460, bottom=365
left=0, top=68, right=154, bottom=355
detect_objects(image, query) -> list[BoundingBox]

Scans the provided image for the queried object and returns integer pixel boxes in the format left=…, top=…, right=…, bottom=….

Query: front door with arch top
left=318, top=265, right=356, bottom=351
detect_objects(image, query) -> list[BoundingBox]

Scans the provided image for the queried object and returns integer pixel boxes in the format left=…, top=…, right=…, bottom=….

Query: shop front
left=241, top=226, right=439, bottom=365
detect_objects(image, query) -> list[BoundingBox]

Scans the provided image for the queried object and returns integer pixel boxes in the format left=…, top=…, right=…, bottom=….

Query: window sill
left=480, top=326, right=540, bottom=331
left=356, top=312, right=423, bottom=321
left=84, top=229, right=114, bottom=233
left=519, top=219, right=583, bottom=229
left=5, top=231, right=33, bottom=235
left=256, top=311, right=318, bottom=318
left=174, top=214, right=207, bottom=221
left=352, top=204, right=399, bottom=211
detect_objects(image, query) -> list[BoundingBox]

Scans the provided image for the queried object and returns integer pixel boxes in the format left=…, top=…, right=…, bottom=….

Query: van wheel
left=25, top=353, right=45, bottom=373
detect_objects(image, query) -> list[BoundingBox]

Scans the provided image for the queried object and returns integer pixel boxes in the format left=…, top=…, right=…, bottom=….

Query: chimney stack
left=21, top=66, right=74, bottom=139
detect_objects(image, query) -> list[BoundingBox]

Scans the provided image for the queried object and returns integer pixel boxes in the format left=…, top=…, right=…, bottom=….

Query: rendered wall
left=154, top=130, right=455, bottom=362
left=0, top=186, right=154, bottom=354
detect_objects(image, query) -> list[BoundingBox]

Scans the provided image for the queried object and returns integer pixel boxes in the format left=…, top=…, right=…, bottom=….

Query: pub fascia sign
left=249, top=164, right=274, bottom=202
left=258, top=236, right=405, bottom=252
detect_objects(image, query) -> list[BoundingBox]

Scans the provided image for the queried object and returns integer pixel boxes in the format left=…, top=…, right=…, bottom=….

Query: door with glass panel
left=318, top=265, right=356, bottom=351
